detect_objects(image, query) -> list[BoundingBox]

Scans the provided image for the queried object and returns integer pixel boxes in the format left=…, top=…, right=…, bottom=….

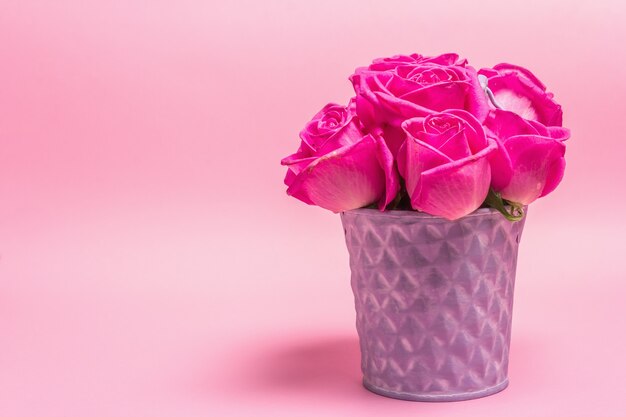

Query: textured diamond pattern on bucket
left=341, top=209, right=526, bottom=401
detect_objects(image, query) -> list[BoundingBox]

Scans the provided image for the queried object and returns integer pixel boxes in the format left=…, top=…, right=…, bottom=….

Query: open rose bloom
left=281, top=53, right=570, bottom=221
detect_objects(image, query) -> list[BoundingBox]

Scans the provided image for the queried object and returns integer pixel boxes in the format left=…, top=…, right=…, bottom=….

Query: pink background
left=1, top=1, right=625, bottom=416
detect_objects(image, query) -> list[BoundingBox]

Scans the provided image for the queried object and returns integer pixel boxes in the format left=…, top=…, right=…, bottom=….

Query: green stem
left=484, top=188, right=525, bottom=222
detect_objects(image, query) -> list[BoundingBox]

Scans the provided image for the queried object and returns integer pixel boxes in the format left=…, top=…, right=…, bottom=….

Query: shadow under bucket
left=340, top=207, right=526, bottom=402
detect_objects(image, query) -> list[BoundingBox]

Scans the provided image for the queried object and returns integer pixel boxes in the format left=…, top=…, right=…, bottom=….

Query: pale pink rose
left=281, top=102, right=399, bottom=212
left=350, top=57, right=489, bottom=156
left=397, top=110, right=497, bottom=220
left=479, top=63, right=563, bottom=126
left=484, top=109, right=570, bottom=205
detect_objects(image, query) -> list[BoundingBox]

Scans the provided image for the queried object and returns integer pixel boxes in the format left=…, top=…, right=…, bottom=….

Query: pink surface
left=1, top=1, right=625, bottom=416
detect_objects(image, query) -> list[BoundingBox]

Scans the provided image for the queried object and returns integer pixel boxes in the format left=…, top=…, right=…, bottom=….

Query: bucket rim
left=339, top=207, right=515, bottom=223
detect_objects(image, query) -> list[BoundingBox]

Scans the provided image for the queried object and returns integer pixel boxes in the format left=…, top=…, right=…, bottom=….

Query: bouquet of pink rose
left=281, top=53, right=570, bottom=221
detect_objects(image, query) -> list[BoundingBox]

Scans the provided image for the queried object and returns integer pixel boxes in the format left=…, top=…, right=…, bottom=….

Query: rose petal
left=398, top=131, right=452, bottom=201
left=398, top=82, right=467, bottom=111
left=539, top=157, right=566, bottom=198
left=352, top=72, right=434, bottom=125
left=299, top=103, right=345, bottom=144
left=492, top=63, right=547, bottom=90
left=281, top=155, right=316, bottom=176
left=372, top=133, right=400, bottom=209
left=281, top=156, right=317, bottom=204
left=497, top=135, right=566, bottom=205
left=489, top=73, right=563, bottom=126
left=547, top=126, right=571, bottom=141
left=484, top=109, right=540, bottom=141
left=411, top=140, right=497, bottom=220
left=421, top=129, right=472, bottom=160
left=286, top=135, right=386, bottom=213
left=368, top=52, right=464, bottom=71
left=379, top=124, right=407, bottom=158
left=442, top=109, right=489, bottom=152
left=316, top=117, right=364, bottom=155
left=464, top=66, right=490, bottom=122
left=486, top=134, right=514, bottom=192
left=478, top=67, right=499, bottom=79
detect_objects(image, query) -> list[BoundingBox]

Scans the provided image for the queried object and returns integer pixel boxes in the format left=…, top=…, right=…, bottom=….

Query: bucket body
left=341, top=208, right=526, bottom=401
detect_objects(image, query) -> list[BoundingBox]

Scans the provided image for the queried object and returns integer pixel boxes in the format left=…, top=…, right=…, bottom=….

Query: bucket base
left=362, top=378, right=509, bottom=402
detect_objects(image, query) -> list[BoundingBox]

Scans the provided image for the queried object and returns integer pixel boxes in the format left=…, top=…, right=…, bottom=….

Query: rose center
left=319, top=111, right=345, bottom=131
left=411, top=70, right=441, bottom=85
left=427, top=116, right=460, bottom=133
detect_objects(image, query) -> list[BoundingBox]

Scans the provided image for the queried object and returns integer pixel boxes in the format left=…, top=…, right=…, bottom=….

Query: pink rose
left=350, top=57, right=489, bottom=155
left=479, top=63, right=563, bottom=126
left=397, top=110, right=497, bottom=220
left=484, top=109, right=570, bottom=205
left=368, top=52, right=467, bottom=71
left=281, top=102, right=399, bottom=212
left=293, top=101, right=363, bottom=157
